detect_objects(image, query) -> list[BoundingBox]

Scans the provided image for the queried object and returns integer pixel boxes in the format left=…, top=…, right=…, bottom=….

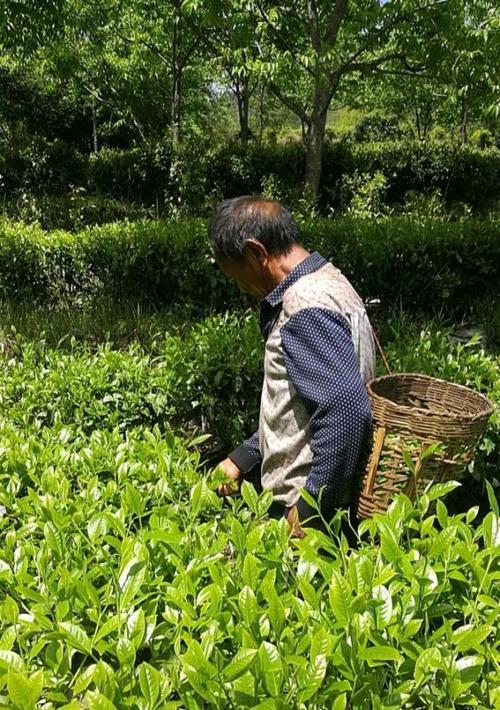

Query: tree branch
left=334, top=0, right=446, bottom=77
left=325, top=0, right=348, bottom=47
left=349, top=53, right=425, bottom=75
left=306, top=0, right=322, bottom=55
left=268, top=82, right=311, bottom=126
left=255, top=1, right=317, bottom=78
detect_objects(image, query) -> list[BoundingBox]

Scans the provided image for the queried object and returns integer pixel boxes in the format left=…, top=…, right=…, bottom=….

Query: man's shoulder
left=282, top=262, right=363, bottom=319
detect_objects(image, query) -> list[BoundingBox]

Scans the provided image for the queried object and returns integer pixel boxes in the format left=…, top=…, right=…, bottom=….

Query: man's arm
left=281, top=307, right=372, bottom=523
left=217, top=431, right=262, bottom=497
left=228, top=431, right=262, bottom=477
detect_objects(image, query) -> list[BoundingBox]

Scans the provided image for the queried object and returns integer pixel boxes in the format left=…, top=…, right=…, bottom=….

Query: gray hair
left=209, top=196, right=300, bottom=258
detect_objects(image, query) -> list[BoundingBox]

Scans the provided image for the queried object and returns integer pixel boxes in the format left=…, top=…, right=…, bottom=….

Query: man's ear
left=243, top=238, right=268, bottom=265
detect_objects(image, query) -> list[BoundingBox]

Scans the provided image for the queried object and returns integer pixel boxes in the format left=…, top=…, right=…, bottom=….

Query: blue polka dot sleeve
left=228, top=431, right=261, bottom=476
left=281, top=307, right=372, bottom=520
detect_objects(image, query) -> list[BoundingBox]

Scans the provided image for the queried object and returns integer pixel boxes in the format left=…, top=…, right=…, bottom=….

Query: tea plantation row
left=0, top=313, right=498, bottom=707
left=3, top=138, right=500, bottom=214
left=0, top=314, right=498, bottom=478
left=0, top=217, right=498, bottom=315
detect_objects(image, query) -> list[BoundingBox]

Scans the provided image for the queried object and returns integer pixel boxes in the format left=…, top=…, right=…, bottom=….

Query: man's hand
left=286, top=505, right=305, bottom=539
left=217, top=457, right=241, bottom=497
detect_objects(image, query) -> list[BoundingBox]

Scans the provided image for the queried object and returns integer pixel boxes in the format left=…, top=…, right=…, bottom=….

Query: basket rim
left=367, top=372, right=495, bottom=420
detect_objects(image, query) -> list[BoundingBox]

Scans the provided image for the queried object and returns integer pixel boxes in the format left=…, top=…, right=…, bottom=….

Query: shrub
left=0, top=191, right=148, bottom=231
left=470, top=128, right=495, bottom=149
left=0, top=137, right=87, bottom=194
left=87, top=142, right=172, bottom=204
left=340, top=170, right=389, bottom=218
left=351, top=113, right=406, bottom=142
left=0, top=216, right=498, bottom=316
left=3, top=138, right=500, bottom=217
left=0, top=415, right=498, bottom=707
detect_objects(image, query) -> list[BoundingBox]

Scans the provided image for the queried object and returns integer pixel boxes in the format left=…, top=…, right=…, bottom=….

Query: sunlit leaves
left=0, top=320, right=497, bottom=708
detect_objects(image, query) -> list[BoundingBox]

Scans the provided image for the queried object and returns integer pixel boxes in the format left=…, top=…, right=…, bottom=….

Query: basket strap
left=365, top=426, right=386, bottom=496
left=371, top=326, right=392, bottom=376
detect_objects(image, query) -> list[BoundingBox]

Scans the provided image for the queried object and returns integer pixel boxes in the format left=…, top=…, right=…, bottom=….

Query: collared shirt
left=229, top=251, right=375, bottom=522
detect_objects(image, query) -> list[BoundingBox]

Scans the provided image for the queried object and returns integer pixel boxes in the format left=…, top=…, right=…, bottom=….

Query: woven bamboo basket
left=355, top=373, right=494, bottom=519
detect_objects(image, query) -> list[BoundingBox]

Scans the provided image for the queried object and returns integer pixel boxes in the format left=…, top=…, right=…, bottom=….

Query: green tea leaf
left=332, top=693, right=347, bottom=710
left=485, top=480, right=499, bottom=517
left=86, top=690, right=117, bottom=710
left=116, top=638, right=135, bottom=667
left=127, top=608, right=146, bottom=648
left=481, top=512, right=500, bottom=548
left=87, top=514, right=108, bottom=543
left=59, top=622, right=93, bottom=656
left=329, top=570, right=351, bottom=625
left=124, top=483, right=145, bottom=516
left=8, top=669, right=43, bottom=709
left=426, top=481, right=461, bottom=501
left=223, top=648, right=258, bottom=681
left=138, top=662, right=160, bottom=708
left=239, top=586, right=258, bottom=627
left=231, top=517, right=246, bottom=553
left=453, top=624, right=492, bottom=652
left=259, top=642, right=283, bottom=697
left=373, top=584, right=393, bottom=627
left=415, top=648, right=443, bottom=685
left=73, top=664, right=97, bottom=695
left=118, top=558, right=147, bottom=609
left=241, top=481, right=260, bottom=515
left=456, top=655, right=484, bottom=686
left=362, top=645, right=403, bottom=663
left=299, top=654, right=327, bottom=701
left=0, top=650, right=25, bottom=673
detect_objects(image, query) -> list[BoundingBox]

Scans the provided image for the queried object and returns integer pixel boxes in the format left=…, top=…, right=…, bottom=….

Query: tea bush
left=0, top=217, right=498, bottom=316
left=0, top=417, right=498, bottom=708
left=0, top=312, right=498, bottom=483
left=3, top=139, right=500, bottom=216
left=0, top=313, right=262, bottom=454
left=0, top=308, right=498, bottom=707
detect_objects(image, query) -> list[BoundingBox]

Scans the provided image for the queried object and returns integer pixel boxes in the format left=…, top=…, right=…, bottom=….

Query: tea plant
left=0, top=416, right=498, bottom=708
left=0, top=310, right=498, bottom=707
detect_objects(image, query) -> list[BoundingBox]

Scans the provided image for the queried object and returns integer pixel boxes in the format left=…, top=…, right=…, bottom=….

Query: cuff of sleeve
left=228, top=444, right=261, bottom=476
left=295, top=495, right=320, bottom=524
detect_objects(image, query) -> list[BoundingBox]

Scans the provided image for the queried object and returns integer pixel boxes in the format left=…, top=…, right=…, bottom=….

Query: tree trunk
left=305, top=87, right=329, bottom=200
left=415, top=108, right=422, bottom=141
left=171, top=9, right=181, bottom=147
left=91, top=102, right=98, bottom=153
left=460, top=101, right=468, bottom=145
left=258, top=84, right=265, bottom=147
left=235, top=76, right=250, bottom=144
left=172, top=63, right=182, bottom=146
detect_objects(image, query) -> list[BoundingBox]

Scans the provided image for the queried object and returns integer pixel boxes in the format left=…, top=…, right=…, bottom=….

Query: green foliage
left=351, top=114, right=406, bottom=143
left=0, top=299, right=497, bottom=707
left=0, top=310, right=498, bottom=491
left=0, top=216, right=498, bottom=317
left=1, top=192, right=148, bottom=231
left=340, top=171, right=389, bottom=218
left=0, top=415, right=498, bottom=707
left=4, top=140, right=500, bottom=218
left=0, top=312, right=262, bottom=453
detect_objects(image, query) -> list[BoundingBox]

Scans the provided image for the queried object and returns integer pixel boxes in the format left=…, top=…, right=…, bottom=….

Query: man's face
left=215, top=246, right=272, bottom=300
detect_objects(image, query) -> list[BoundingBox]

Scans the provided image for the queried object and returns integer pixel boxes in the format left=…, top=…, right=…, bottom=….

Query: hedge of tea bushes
left=0, top=216, right=498, bottom=315
left=0, top=313, right=498, bottom=486
left=2, top=138, right=500, bottom=214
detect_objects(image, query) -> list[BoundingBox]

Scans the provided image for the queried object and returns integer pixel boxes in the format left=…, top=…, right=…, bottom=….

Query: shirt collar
left=263, top=251, right=327, bottom=307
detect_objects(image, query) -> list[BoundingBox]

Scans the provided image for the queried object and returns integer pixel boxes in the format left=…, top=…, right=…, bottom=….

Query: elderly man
left=211, top=196, right=375, bottom=536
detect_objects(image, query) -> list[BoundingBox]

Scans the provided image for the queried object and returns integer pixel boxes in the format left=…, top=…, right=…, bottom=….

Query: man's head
left=209, top=196, right=301, bottom=299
